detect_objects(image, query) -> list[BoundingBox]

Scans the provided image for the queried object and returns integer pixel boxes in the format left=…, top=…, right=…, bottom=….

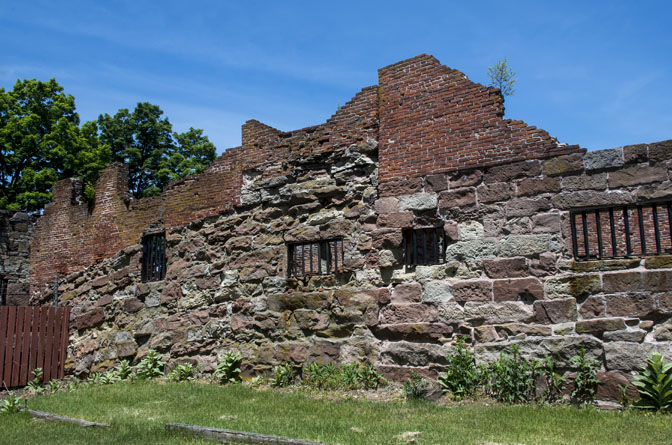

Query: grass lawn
left=1, top=381, right=670, bottom=444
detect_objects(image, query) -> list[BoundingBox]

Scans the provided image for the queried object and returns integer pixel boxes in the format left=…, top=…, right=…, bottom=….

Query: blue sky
left=2, top=1, right=670, bottom=154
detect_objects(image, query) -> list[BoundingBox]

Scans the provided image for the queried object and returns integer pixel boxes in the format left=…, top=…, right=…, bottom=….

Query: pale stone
left=422, top=280, right=453, bottom=302
left=463, top=301, right=533, bottom=324
left=458, top=221, right=484, bottom=240
left=399, top=193, right=438, bottom=211
left=499, top=234, right=550, bottom=257
left=445, top=239, right=497, bottom=262
left=584, top=147, right=623, bottom=171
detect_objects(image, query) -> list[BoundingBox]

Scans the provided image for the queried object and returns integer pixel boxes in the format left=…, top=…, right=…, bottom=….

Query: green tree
left=97, top=103, right=216, bottom=198
left=487, top=58, right=516, bottom=97
left=0, top=79, right=109, bottom=210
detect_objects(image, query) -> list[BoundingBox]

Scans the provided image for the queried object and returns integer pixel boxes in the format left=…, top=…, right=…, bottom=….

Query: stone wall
left=27, top=54, right=672, bottom=400
left=0, top=210, right=36, bottom=305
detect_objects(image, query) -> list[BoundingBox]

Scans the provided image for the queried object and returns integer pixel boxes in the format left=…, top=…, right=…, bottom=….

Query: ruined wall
left=0, top=211, right=35, bottom=305
left=27, top=54, right=672, bottom=401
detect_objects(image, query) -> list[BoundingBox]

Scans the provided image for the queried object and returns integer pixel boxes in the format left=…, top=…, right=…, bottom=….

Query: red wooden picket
left=0, top=306, right=71, bottom=388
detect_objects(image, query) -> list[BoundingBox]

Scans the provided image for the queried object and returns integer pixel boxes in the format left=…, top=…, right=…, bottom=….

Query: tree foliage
left=96, top=103, right=216, bottom=198
left=0, top=79, right=110, bottom=210
left=487, top=58, right=517, bottom=97
left=0, top=78, right=217, bottom=210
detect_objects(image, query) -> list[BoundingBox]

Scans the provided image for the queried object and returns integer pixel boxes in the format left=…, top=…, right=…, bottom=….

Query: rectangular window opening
left=570, top=200, right=672, bottom=260
left=403, top=227, right=445, bottom=266
left=141, top=232, right=167, bottom=282
left=287, top=239, right=344, bottom=278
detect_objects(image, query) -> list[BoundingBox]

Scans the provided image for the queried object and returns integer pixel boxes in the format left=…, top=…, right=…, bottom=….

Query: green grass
left=1, top=381, right=671, bottom=444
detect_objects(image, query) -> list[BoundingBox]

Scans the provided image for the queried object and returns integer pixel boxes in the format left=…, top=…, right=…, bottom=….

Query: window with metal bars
left=403, top=227, right=446, bottom=266
left=287, top=239, right=344, bottom=278
left=0, top=277, right=7, bottom=305
left=141, top=232, right=167, bottom=282
left=570, top=201, right=672, bottom=260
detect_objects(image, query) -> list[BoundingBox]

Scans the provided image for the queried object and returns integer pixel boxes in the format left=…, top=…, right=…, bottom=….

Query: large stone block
left=644, top=255, right=672, bottom=269
left=425, top=174, right=448, bottom=192
left=493, top=277, right=544, bottom=302
left=374, top=197, right=400, bottom=214
left=561, top=173, right=608, bottom=191
left=445, top=239, right=498, bottom=262
left=499, top=234, right=551, bottom=257
left=377, top=212, right=413, bottom=228
left=575, top=318, right=626, bottom=336
left=605, top=293, right=655, bottom=317
left=542, top=153, right=584, bottom=177
left=579, top=296, right=605, bottom=318
left=544, top=274, right=601, bottom=300
left=391, top=282, right=423, bottom=304
left=485, top=160, right=541, bottom=184
left=477, top=182, right=513, bottom=203
left=551, top=191, right=635, bottom=210
left=623, top=143, right=648, bottom=164
left=462, top=301, right=533, bottom=324
left=483, top=257, right=528, bottom=278
left=379, top=303, right=439, bottom=324
left=505, top=198, right=551, bottom=218
left=77, top=307, right=105, bottom=330
left=450, top=170, right=483, bottom=188
left=644, top=270, right=672, bottom=292
left=584, top=147, right=623, bottom=171
left=379, top=341, right=448, bottom=366
left=399, top=193, right=438, bottom=211
left=534, top=298, right=578, bottom=324
left=452, top=280, right=493, bottom=303
left=608, top=165, right=668, bottom=188
left=648, top=139, right=672, bottom=163
left=602, top=271, right=642, bottom=293
left=422, top=280, right=453, bottom=302
left=372, top=228, right=403, bottom=249
left=604, top=342, right=662, bottom=371
left=373, top=323, right=453, bottom=342
left=516, top=177, right=561, bottom=197
left=438, top=188, right=476, bottom=208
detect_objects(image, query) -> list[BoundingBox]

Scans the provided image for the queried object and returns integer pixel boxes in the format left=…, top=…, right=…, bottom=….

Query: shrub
left=488, top=345, right=539, bottom=404
left=570, top=347, right=600, bottom=405
left=135, top=350, right=165, bottom=380
left=271, top=363, right=296, bottom=388
left=0, top=394, right=23, bottom=414
left=632, top=353, right=672, bottom=411
left=438, top=338, right=480, bottom=400
left=169, top=363, right=196, bottom=382
left=214, top=351, right=243, bottom=384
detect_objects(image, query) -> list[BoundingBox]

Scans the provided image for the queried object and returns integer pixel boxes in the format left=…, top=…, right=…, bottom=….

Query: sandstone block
left=399, top=193, right=438, bottom=211
left=604, top=341, right=659, bottom=371
left=77, top=307, right=104, bottom=330
left=575, top=318, right=626, bottom=336
left=450, top=170, right=483, bottom=188
left=605, top=294, right=655, bottom=317
left=463, top=301, right=533, bottom=324
left=477, top=182, right=513, bottom=203
left=534, top=298, right=578, bottom=324
left=499, top=234, right=551, bottom=257
left=374, top=322, right=453, bottom=342
left=551, top=191, right=635, bottom=210
left=609, top=165, right=668, bottom=188
left=458, top=222, right=484, bottom=240
left=123, top=298, right=144, bottom=313
left=653, top=319, right=672, bottom=341
left=570, top=258, right=640, bottom=273
left=377, top=212, right=413, bottom=228
left=561, top=173, right=608, bottom=191
left=380, top=341, right=447, bottom=367
left=544, top=274, right=601, bottom=299
left=483, top=257, right=528, bottom=278
left=445, top=239, right=497, bottom=262
left=542, top=153, right=585, bottom=176
left=505, top=197, right=551, bottom=218
left=623, top=143, right=648, bottom=164
left=474, top=325, right=498, bottom=342
left=438, top=188, right=476, bottom=208
left=603, top=329, right=646, bottom=343
left=495, top=322, right=553, bottom=337
left=658, top=292, right=672, bottom=313
left=579, top=296, right=605, bottom=318
left=645, top=255, right=672, bottom=269
left=602, top=272, right=642, bottom=293
left=532, top=212, right=561, bottom=233
left=379, top=178, right=423, bottom=197
left=493, top=277, right=544, bottom=303
left=425, top=174, right=448, bottom=192
left=485, top=160, right=541, bottom=184
left=648, top=139, right=672, bottom=163
left=374, top=197, right=400, bottom=214
left=644, top=270, right=672, bottom=292
left=267, top=292, right=331, bottom=311
left=516, top=177, right=561, bottom=197
left=596, top=371, right=638, bottom=401
left=372, top=228, right=403, bottom=249
left=584, top=147, right=623, bottom=171
left=452, top=280, right=492, bottom=303
left=391, top=282, right=423, bottom=303
left=379, top=303, right=439, bottom=324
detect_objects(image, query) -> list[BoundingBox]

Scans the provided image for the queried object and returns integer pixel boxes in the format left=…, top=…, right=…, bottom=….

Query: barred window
left=141, top=232, right=167, bottom=282
left=570, top=201, right=672, bottom=260
left=403, top=227, right=445, bottom=266
left=0, top=277, right=7, bottom=305
left=287, top=239, right=344, bottom=278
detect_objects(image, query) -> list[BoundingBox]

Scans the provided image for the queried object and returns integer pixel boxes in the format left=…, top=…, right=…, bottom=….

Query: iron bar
left=609, top=208, right=617, bottom=257
left=595, top=210, right=603, bottom=259
left=637, top=205, right=646, bottom=255
left=624, top=207, right=632, bottom=256
left=653, top=204, right=661, bottom=254
left=570, top=212, right=579, bottom=259
left=582, top=211, right=590, bottom=258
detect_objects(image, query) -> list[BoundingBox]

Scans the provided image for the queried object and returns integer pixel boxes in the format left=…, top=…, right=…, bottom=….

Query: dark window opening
left=142, top=232, right=167, bottom=282
left=403, top=227, right=445, bottom=266
left=0, top=277, right=7, bottom=305
left=570, top=201, right=672, bottom=260
left=288, top=239, right=344, bottom=278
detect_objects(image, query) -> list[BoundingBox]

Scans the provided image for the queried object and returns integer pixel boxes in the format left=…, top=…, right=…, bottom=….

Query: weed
left=404, top=371, right=428, bottom=400
left=271, top=363, right=295, bottom=388
left=488, top=345, right=539, bottom=404
left=169, top=363, right=195, bottom=382
left=214, top=351, right=243, bottom=384
left=0, top=394, right=23, bottom=414
left=26, top=368, right=44, bottom=394
left=100, top=369, right=121, bottom=385
left=115, top=360, right=133, bottom=380
left=438, top=338, right=480, bottom=400
left=46, top=379, right=62, bottom=393
left=358, top=363, right=388, bottom=390
left=618, top=384, right=632, bottom=409
left=632, top=353, right=672, bottom=411
left=570, top=347, right=600, bottom=405
left=135, top=350, right=165, bottom=380
left=539, top=356, right=564, bottom=403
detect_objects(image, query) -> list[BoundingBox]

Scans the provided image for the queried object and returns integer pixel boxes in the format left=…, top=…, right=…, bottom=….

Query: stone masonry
left=24, top=54, right=672, bottom=401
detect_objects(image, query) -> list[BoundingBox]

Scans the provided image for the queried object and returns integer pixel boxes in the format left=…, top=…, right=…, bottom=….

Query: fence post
left=53, top=276, right=58, bottom=308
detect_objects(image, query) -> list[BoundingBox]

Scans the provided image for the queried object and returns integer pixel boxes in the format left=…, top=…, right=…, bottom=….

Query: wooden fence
left=0, top=306, right=71, bottom=388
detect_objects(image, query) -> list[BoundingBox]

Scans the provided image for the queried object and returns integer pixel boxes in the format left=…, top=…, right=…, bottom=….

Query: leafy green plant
left=100, top=369, right=121, bottom=385
left=404, top=371, right=428, bottom=401
left=438, top=338, right=480, bottom=400
left=488, top=345, right=539, bottom=404
left=135, top=350, right=165, bottom=380
left=0, top=394, right=24, bottom=414
left=632, top=353, right=672, bottom=411
left=570, top=347, right=600, bottom=405
left=26, top=368, right=44, bottom=394
left=169, top=363, right=195, bottom=382
left=115, top=360, right=133, bottom=380
left=539, top=356, right=564, bottom=403
left=271, top=363, right=296, bottom=388
left=86, top=372, right=103, bottom=385
left=64, top=377, right=80, bottom=392
left=214, top=351, right=243, bottom=384
left=618, top=383, right=633, bottom=409
left=303, top=362, right=340, bottom=390
left=46, top=379, right=62, bottom=393
left=358, top=364, right=387, bottom=390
